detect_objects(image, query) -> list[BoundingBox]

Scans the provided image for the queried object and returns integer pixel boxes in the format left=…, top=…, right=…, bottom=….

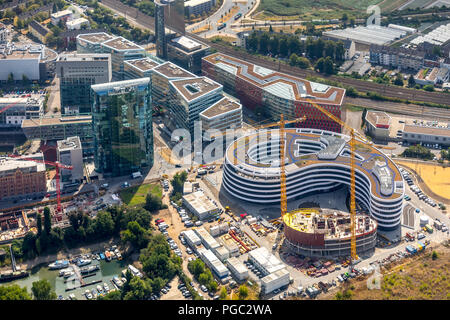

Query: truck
left=425, top=224, right=433, bottom=233
left=131, top=171, right=142, bottom=179
left=405, top=245, right=417, bottom=254
left=217, top=23, right=226, bottom=30
left=433, top=220, right=442, bottom=230
left=234, top=13, right=242, bottom=20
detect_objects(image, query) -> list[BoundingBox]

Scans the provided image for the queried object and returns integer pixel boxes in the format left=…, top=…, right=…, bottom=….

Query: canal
left=0, top=258, right=130, bottom=300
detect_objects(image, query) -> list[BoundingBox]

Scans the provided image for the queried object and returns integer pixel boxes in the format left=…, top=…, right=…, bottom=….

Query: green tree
left=98, top=290, right=121, bottom=300
left=238, top=285, right=248, bottom=299
left=296, top=57, right=311, bottom=69
left=393, top=74, right=404, bottom=86
left=423, top=84, right=434, bottom=92
left=31, top=280, right=56, bottom=300
left=144, top=193, right=163, bottom=213
left=120, top=221, right=150, bottom=249
left=219, top=286, right=228, bottom=300
left=431, top=251, right=438, bottom=260
left=0, top=285, right=31, bottom=300
left=289, top=53, right=298, bottom=66
left=7, top=72, right=14, bottom=84
left=43, top=207, right=51, bottom=235
left=408, top=75, right=415, bottom=87
left=123, top=276, right=152, bottom=300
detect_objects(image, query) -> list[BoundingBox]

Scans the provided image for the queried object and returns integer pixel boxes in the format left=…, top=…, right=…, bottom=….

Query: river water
left=0, top=258, right=130, bottom=300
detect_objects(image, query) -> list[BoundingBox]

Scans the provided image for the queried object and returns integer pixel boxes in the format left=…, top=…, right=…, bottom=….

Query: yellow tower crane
left=305, top=99, right=369, bottom=263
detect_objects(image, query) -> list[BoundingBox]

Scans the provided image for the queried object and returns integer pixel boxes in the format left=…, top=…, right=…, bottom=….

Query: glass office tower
left=91, top=78, right=153, bottom=177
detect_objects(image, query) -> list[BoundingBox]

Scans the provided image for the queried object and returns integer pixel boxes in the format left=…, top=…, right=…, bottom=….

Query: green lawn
left=119, top=183, right=162, bottom=206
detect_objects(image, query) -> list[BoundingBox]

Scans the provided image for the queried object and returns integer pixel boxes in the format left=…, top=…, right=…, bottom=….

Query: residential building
left=57, top=136, right=84, bottom=183
left=199, top=96, right=242, bottom=141
left=202, top=53, right=345, bottom=133
left=365, top=111, right=391, bottom=141
left=151, top=62, right=195, bottom=109
left=51, top=9, right=73, bottom=25
left=370, top=45, right=442, bottom=71
left=168, top=76, right=223, bottom=134
left=167, top=36, right=210, bottom=73
left=66, top=17, right=90, bottom=30
left=56, top=53, right=112, bottom=114
left=185, top=0, right=216, bottom=18
left=0, top=157, right=46, bottom=201
left=414, top=67, right=440, bottom=86
left=402, top=125, right=450, bottom=147
left=28, top=20, right=52, bottom=44
left=21, top=115, right=94, bottom=156
left=0, top=96, right=44, bottom=127
left=91, top=78, right=153, bottom=177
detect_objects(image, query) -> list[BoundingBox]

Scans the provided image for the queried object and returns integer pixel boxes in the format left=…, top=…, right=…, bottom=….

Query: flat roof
left=171, top=36, right=203, bottom=51
left=77, top=32, right=116, bottom=44
left=0, top=157, right=45, bottom=173
left=52, top=9, right=72, bottom=18
left=125, top=57, right=160, bottom=72
left=57, top=136, right=82, bottom=151
left=200, top=97, right=241, bottom=119
left=57, top=52, right=110, bottom=62
left=183, top=191, right=217, bottom=214
left=403, top=124, right=450, bottom=137
left=249, top=247, right=286, bottom=274
left=203, top=53, right=345, bottom=105
left=21, top=116, right=92, bottom=128
left=170, top=77, right=222, bottom=102
left=152, top=62, right=195, bottom=79
left=102, top=37, right=144, bottom=51
left=226, top=257, right=248, bottom=274
left=66, top=17, right=89, bottom=26
left=0, top=50, right=41, bottom=60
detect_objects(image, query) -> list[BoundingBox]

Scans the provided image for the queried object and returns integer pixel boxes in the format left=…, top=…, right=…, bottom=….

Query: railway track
left=99, top=0, right=450, bottom=107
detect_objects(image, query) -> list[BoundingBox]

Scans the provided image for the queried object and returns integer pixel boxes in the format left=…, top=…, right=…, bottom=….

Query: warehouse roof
left=403, top=124, right=450, bottom=137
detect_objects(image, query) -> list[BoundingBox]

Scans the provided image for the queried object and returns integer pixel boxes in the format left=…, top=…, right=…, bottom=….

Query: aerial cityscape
left=0, top=0, right=449, bottom=305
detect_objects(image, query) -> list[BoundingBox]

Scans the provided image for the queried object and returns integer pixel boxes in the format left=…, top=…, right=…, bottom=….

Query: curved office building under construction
left=283, top=209, right=377, bottom=257
left=222, top=128, right=404, bottom=230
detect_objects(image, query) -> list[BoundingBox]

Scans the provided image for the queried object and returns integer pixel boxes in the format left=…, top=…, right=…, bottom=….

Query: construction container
left=419, top=215, right=429, bottom=227
left=210, top=225, right=221, bottom=237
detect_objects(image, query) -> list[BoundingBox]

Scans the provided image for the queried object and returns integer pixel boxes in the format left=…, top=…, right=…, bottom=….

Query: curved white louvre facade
left=222, top=128, right=404, bottom=230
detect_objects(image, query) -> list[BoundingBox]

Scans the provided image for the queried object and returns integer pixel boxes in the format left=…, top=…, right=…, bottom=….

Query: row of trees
left=247, top=32, right=345, bottom=62
left=170, top=170, right=188, bottom=203
left=0, top=279, right=56, bottom=300
left=20, top=204, right=154, bottom=259
left=187, top=258, right=218, bottom=293
left=100, top=234, right=183, bottom=300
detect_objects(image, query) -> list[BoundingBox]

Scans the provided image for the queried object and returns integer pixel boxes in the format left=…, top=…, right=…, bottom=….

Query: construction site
left=282, top=209, right=377, bottom=258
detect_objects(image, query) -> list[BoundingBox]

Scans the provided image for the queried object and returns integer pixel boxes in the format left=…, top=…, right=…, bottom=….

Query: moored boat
left=48, top=260, right=69, bottom=270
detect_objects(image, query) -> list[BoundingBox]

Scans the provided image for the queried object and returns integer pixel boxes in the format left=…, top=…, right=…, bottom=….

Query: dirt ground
left=395, top=160, right=450, bottom=205
left=319, top=242, right=450, bottom=300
